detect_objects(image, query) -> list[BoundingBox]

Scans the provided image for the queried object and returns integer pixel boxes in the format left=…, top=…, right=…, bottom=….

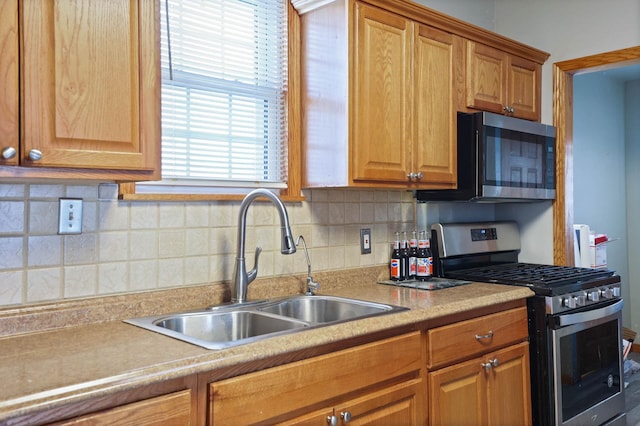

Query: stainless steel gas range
left=431, top=221, right=625, bottom=426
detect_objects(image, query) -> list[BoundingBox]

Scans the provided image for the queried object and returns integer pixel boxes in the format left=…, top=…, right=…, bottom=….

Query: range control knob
left=601, top=287, right=613, bottom=299
left=612, top=287, right=621, bottom=297
left=563, top=297, right=577, bottom=309
left=587, top=290, right=600, bottom=302
left=576, top=293, right=587, bottom=306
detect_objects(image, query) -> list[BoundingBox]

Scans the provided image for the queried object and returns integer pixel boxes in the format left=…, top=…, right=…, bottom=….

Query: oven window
left=558, top=318, right=621, bottom=422
left=484, top=127, right=554, bottom=189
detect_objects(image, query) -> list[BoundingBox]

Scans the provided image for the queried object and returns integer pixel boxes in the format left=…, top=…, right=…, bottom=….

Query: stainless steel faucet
left=296, top=235, right=319, bottom=295
left=231, top=189, right=296, bottom=304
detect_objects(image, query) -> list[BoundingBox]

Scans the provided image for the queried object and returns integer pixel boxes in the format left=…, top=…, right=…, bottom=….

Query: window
left=132, top=0, right=292, bottom=196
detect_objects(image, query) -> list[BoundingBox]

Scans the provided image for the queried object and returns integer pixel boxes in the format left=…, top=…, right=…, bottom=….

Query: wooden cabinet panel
left=352, top=3, right=412, bottom=183
left=414, top=25, right=458, bottom=185
left=17, top=0, right=160, bottom=176
left=427, top=306, right=528, bottom=369
left=508, top=55, right=540, bottom=121
left=0, top=0, right=18, bottom=166
left=209, top=332, right=424, bottom=425
left=486, top=342, right=532, bottom=426
left=465, top=41, right=508, bottom=114
left=51, top=389, right=193, bottom=426
left=333, top=379, right=424, bottom=425
left=429, top=356, right=486, bottom=425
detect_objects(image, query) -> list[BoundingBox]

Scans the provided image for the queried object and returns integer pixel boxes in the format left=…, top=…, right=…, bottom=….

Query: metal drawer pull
left=475, top=330, right=494, bottom=341
left=327, top=415, right=338, bottom=425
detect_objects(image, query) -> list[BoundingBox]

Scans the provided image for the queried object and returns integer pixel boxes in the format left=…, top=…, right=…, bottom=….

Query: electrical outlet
left=58, top=198, right=83, bottom=234
left=360, top=228, right=371, bottom=254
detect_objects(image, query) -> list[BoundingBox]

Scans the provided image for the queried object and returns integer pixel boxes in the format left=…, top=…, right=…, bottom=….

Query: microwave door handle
left=475, top=130, right=480, bottom=193
left=557, top=299, right=623, bottom=327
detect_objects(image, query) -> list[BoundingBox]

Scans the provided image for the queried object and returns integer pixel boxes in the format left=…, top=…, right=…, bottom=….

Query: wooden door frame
left=553, top=46, right=640, bottom=265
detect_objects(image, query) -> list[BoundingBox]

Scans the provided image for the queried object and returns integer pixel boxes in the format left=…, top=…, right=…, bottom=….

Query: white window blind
left=157, top=0, right=288, bottom=187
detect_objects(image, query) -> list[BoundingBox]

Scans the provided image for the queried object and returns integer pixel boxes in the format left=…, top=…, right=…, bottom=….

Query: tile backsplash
left=0, top=184, right=415, bottom=307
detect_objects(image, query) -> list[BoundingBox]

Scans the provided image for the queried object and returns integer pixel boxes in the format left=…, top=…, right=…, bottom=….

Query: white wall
left=413, top=0, right=495, bottom=30
left=626, top=79, right=640, bottom=331
left=573, top=72, right=630, bottom=325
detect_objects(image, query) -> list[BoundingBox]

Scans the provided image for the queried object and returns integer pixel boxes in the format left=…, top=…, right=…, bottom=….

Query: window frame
left=119, top=1, right=303, bottom=202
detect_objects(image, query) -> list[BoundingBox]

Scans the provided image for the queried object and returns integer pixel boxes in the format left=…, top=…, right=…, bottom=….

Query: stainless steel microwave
left=416, top=111, right=556, bottom=202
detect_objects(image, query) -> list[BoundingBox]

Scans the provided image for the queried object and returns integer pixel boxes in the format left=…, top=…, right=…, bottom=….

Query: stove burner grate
left=446, top=262, right=615, bottom=288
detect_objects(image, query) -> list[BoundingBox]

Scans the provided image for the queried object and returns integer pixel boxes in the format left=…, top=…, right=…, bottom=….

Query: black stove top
left=444, top=262, right=617, bottom=296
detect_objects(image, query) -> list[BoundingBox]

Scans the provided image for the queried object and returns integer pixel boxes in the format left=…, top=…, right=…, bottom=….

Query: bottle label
left=390, top=258, right=400, bottom=280
left=409, top=256, right=417, bottom=277
left=417, top=257, right=432, bottom=277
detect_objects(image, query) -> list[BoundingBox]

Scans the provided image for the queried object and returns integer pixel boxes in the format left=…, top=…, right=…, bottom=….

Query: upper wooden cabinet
left=0, top=0, right=160, bottom=180
left=0, top=0, right=19, bottom=166
left=352, top=5, right=458, bottom=187
left=465, top=40, right=541, bottom=121
left=301, top=0, right=458, bottom=189
left=296, top=0, right=548, bottom=189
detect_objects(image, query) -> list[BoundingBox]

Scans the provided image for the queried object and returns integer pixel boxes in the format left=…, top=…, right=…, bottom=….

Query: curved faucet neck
left=231, top=189, right=296, bottom=304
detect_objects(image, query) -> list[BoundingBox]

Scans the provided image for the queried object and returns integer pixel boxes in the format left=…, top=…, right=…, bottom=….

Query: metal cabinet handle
left=1, top=147, right=17, bottom=160
left=28, top=149, right=42, bottom=161
left=482, top=358, right=499, bottom=371
left=340, top=411, right=352, bottom=423
left=503, top=105, right=515, bottom=114
left=474, top=330, right=494, bottom=341
left=327, top=415, right=338, bottom=425
left=407, top=172, right=423, bottom=181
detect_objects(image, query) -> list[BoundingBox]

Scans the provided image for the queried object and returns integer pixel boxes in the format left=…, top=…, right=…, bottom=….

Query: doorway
left=552, top=46, right=640, bottom=265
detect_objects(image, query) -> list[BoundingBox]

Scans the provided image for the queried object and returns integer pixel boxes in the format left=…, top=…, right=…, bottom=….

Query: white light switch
left=58, top=198, right=83, bottom=234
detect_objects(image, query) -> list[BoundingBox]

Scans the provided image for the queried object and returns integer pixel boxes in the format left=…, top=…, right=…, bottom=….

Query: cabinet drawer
left=427, top=307, right=528, bottom=369
left=209, top=332, right=422, bottom=425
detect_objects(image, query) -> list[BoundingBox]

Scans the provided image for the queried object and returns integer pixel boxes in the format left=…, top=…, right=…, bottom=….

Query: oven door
left=551, top=299, right=624, bottom=426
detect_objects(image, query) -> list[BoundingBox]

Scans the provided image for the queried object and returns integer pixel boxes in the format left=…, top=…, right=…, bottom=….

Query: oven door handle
left=557, top=299, right=623, bottom=327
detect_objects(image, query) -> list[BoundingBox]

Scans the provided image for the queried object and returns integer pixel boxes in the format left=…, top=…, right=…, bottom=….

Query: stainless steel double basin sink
left=125, top=295, right=408, bottom=350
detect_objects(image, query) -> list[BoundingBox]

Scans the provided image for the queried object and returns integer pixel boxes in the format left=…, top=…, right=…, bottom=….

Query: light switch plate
left=360, top=228, right=371, bottom=254
left=58, top=198, right=83, bottom=234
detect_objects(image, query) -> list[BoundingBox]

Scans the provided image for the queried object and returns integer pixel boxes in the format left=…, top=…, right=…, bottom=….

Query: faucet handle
left=247, top=246, right=262, bottom=283
left=306, top=276, right=320, bottom=296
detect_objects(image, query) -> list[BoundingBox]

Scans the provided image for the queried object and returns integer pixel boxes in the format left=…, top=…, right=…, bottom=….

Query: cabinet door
left=333, top=379, right=425, bottom=425
left=429, top=342, right=532, bottom=426
left=486, top=342, right=532, bottom=426
left=413, top=24, right=458, bottom=187
left=465, top=41, right=508, bottom=115
left=352, top=2, right=412, bottom=183
left=51, top=389, right=193, bottom=426
left=508, top=55, right=540, bottom=121
left=21, top=0, right=159, bottom=172
left=429, top=357, right=487, bottom=426
left=209, top=332, right=423, bottom=425
left=0, top=0, right=18, bottom=166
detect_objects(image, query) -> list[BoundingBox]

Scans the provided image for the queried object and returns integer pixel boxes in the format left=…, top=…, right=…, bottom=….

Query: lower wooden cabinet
left=208, top=332, right=425, bottom=425
left=49, top=389, right=193, bottom=426
left=429, top=342, right=531, bottom=426
left=426, top=305, right=532, bottom=426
